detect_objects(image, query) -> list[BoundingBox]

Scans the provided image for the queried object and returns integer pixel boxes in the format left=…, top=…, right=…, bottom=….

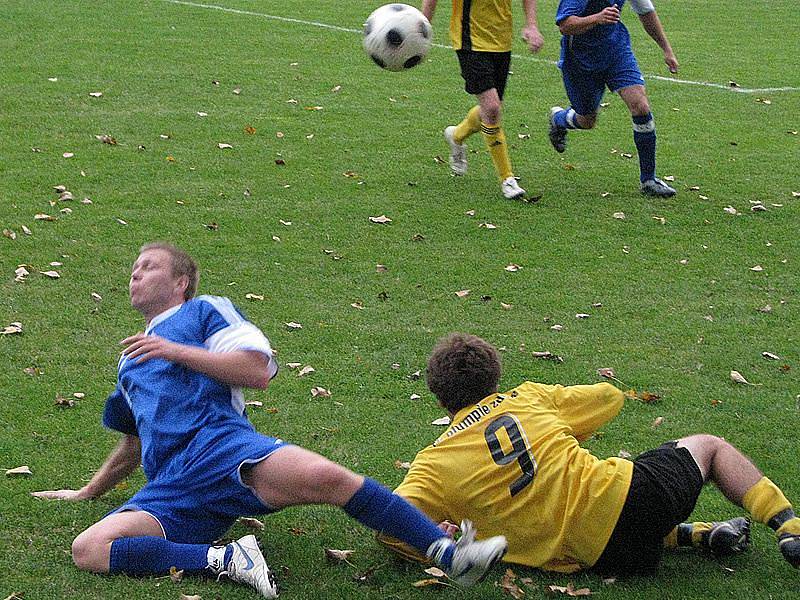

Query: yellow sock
left=453, top=106, right=481, bottom=144
left=742, top=476, right=792, bottom=525
left=663, top=527, right=678, bottom=548
left=664, top=522, right=713, bottom=548
left=777, top=518, right=800, bottom=537
left=480, top=121, right=513, bottom=181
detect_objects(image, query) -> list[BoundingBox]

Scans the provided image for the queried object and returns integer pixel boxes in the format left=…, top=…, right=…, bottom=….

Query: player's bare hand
left=31, top=488, right=91, bottom=501
left=522, top=26, right=544, bottom=53
left=595, top=6, right=620, bottom=24
left=664, top=52, right=679, bottom=74
left=121, top=332, right=182, bottom=363
left=437, top=520, right=460, bottom=538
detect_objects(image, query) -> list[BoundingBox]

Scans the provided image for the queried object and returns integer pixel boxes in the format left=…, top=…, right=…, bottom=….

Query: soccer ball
left=363, top=4, right=432, bottom=72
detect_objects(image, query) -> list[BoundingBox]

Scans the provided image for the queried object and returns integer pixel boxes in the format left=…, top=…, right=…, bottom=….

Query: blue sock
left=343, top=478, right=454, bottom=569
left=632, top=112, right=657, bottom=182
left=554, top=107, right=584, bottom=130
left=109, top=536, right=211, bottom=575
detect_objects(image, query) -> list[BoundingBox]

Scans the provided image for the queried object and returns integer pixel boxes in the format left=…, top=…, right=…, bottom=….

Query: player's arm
left=420, top=0, right=437, bottom=23
left=32, top=434, right=141, bottom=501
left=121, top=333, right=272, bottom=389
left=549, top=382, right=625, bottom=441
left=521, top=0, right=544, bottom=53
left=633, top=1, right=678, bottom=73
left=558, top=5, right=620, bottom=36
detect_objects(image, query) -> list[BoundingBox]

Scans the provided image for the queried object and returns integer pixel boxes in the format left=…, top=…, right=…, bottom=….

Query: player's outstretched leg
left=548, top=106, right=568, bottom=153
left=427, top=520, right=508, bottom=586
left=211, top=535, right=278, bottom=598
left=677, top=435, right=800, bottom=568
left=666, top=517, right=751, bottom=556
left=444, top=126, right=468, bottom=175
left=445, top=106, right=481, bottom=176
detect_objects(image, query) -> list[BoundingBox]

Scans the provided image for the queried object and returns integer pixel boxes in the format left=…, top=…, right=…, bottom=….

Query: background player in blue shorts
left=33, top=242, right=507, bottom=598
left=548, top=0, right=679, bottom=197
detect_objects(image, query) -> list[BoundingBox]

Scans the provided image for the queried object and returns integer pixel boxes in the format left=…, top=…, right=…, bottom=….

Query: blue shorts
left=110, top=433, right=290, bottom=543
left=561, top=48, right=644, bottom=116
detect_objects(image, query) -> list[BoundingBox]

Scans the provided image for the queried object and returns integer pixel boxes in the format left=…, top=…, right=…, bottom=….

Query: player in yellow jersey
left=382, top=333, right=800, bottom=574
left=421, top=0, right=544, bottom=200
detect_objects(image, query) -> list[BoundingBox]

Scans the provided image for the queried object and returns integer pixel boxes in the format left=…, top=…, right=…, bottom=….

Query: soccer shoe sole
left=707, top=517, right=751, bottom=556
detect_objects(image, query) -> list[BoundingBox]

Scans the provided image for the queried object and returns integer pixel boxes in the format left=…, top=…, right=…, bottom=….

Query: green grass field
left=1, top=1, right=798, bottom=598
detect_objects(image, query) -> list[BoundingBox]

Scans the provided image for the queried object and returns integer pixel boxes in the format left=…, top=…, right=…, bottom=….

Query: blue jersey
left=102, top=295, right=278, bottom=482
left=556, top=0, right=632, bottom=71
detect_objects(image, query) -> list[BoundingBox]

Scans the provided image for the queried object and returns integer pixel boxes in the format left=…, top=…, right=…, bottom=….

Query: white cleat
left=222, top=535, right=278, bottom=598
left=427, top=520, right=508, bottom=587
left=501, top=176, right=526, bottom=200
left=444, top=126, right=468, bottom=175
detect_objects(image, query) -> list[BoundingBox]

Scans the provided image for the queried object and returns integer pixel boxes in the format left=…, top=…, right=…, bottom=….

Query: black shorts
left=456, top=50, right=511, bottom=99
left=592, top=441, right=705, bottom=575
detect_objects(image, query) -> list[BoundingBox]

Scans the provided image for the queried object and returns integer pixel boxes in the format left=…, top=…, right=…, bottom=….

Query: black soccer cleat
left=705, top=517, right=751, bottom=556
left=548, top=107, right=567, bottom=153
left=778, top=533, right=800, bottom=568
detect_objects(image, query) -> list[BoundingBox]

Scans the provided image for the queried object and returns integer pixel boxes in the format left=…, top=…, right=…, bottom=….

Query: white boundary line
left=162, top=0, right=800, bottom=94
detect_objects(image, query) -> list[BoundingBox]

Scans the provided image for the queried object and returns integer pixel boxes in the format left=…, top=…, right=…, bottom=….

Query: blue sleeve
left=556, top=0, right=590, bottom=24
left=102, top=384, right=138, bottom=435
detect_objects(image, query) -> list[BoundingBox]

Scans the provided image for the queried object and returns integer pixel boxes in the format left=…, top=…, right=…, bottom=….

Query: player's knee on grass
left=71, top=530, right=109, bottom=573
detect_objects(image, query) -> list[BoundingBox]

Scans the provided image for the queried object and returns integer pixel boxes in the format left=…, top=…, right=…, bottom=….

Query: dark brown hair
left=139, top=242, right=199, bottom=300
left=426, top=333, right=501, bottom=413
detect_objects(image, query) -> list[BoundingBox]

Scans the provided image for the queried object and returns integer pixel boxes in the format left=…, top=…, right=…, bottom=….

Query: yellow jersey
left=449, top=0, right=514, bottom=52
left=390, top=382, right=633, bottom=572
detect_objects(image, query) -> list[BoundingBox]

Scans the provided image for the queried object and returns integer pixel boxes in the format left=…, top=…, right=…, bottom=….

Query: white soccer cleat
left=501, top=176, right=526, bottom=200
left=428, top=519, right=508, bottom=587
left=444, top=125, right=468, bottom=175
left=222, top=535, right=278, bottom=598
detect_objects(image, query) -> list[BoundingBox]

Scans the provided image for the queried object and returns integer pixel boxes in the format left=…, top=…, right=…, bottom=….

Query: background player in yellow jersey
left=421, top=0, right=544, bottom=200
left=383, top=333, right=800, bottom=574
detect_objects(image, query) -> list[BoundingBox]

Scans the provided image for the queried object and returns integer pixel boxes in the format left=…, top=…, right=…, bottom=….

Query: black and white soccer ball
left=363, top=4, right=432, bottom=72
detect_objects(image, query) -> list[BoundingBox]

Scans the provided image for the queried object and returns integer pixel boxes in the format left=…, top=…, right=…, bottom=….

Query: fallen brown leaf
left=169, top=566, right=184, bottom=583
left=238, top=517, right=265, bottom=530
left=6, top=465, right=32, bottom=476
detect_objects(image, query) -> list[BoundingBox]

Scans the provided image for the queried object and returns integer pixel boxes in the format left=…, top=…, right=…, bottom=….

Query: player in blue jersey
left=548, top=0, right=678, bottom=197
left=32, top=242, right=507, bottom=598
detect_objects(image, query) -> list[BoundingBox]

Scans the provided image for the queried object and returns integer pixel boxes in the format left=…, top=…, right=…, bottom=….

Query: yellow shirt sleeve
left=528, top=382, right=625, bottom=441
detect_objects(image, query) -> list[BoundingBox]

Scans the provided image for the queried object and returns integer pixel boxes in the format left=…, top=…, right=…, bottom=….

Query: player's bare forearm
left=421, top=0, right=436, bottom=22
left=121, top=333, right=270, bottom=389
left=638, top=11, right=678, bottom=72
left=559, top=7, right=620, bottom=36
left=32, top=435, right=141, bottom=501
left=521, top=0, right=544, bottom=52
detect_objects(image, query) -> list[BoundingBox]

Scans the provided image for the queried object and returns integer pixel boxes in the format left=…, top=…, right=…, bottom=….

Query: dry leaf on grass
left=284, top=322, right=302, bottom=330
left=546, top=582, right=592, bottom=596
left=730, top=370, right=757, bottom=385
left=6, top=465, right=32, bottom=476
left=431, top=416, right=451, bottom=426
left=1, top=322, right=23, bottom=335
left=179, top=595, right=202, bottom=600
left=237, top=517, right=265, bottom=530
left=762, top=352, right=781, bottom=360
left=169, top=566, right=184, bottom=583
left=455, top=289, right=471, bottom=298
left=369, top=215, right=392, bottom=224
left=297, top=365, right=315, bottom=377
left=324, top=548, right=354, bottom=564
left=311, top=387, right=331, bottom=398
left=394, top=460, right=411, bottom=470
